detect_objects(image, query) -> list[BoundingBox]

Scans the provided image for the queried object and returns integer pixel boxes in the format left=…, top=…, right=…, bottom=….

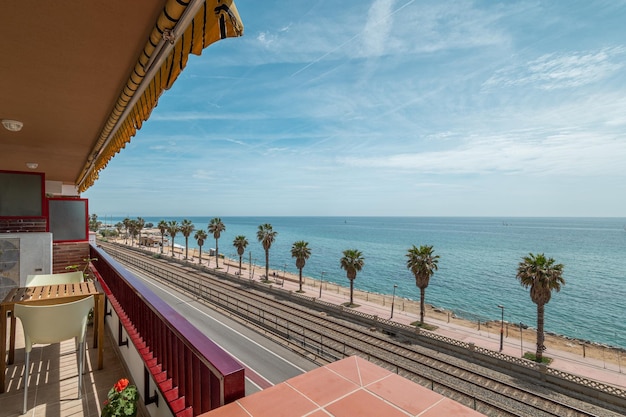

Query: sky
left=85, top=0, right=626, bottom=217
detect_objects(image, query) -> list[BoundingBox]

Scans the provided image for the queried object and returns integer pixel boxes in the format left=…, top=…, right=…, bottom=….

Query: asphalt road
left=124, top=263, right=319, bottom=395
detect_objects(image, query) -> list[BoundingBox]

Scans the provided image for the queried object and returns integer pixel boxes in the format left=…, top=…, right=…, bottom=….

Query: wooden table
left=0, top=282, right=104, bottom=393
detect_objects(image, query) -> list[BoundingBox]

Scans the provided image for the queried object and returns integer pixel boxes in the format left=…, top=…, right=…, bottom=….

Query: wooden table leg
left=1, top=305, right=7, bottom=394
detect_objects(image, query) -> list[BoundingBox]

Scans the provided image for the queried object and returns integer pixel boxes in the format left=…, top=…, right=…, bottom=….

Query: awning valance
left=77, top=0, right=243, bottom=192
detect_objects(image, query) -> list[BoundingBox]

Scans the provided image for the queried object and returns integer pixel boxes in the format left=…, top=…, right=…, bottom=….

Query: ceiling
left=0, top=1, right=165, bottom=187
left=0, top=1, right=243, bottom=192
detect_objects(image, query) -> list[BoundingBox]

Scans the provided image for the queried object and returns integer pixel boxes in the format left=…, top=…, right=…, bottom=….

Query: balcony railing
left=89, top=244, right=245, bottom=417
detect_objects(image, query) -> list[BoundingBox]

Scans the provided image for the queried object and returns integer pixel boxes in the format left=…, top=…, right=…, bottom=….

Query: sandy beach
left=115, top=234, right=625, bottom=371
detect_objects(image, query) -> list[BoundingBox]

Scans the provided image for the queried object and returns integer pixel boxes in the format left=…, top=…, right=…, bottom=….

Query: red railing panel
left=90, top=245, right=245, bottom=415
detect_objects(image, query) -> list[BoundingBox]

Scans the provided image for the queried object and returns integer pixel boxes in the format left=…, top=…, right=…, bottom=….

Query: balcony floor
left=1, top=319, right=137, bottom=417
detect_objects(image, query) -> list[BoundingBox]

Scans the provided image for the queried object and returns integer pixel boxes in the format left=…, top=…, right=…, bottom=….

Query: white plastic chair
left=14, top=296, right=94, bottom=414
left=25, top=271, right=84, bottom=287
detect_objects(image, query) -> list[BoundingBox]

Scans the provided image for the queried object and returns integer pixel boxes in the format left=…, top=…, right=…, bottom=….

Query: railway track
left=99, top=242, right=624, bottom=417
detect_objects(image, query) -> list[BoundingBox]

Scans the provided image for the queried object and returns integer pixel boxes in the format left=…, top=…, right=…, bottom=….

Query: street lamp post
left=282, top=263, right=287, bottom=286
left=319, top=271, right=326, bottom=298
left=497, top=305, right=505, bottom=352
left=520, top=322, right=524, bottom=357
left=390, top=284, right=398, bottom=319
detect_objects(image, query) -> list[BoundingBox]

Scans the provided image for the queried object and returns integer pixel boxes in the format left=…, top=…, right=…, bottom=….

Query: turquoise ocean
left=104, top=216, right=626, bottom=349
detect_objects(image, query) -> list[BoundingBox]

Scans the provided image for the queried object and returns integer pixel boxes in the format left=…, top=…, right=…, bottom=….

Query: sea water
left=104, top=216, right=626, bottom=349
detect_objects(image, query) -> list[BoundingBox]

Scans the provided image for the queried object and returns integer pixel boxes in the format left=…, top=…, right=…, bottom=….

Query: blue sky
left=85, top=0, right=626, bottom=217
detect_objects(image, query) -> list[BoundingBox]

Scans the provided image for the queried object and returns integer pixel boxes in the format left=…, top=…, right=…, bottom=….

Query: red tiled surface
left=420, top=398, right=486, bottom=417
left=325, top=389, right=409, bottom=417
left=199, top=404, right=251, bottom=417
left=235, top=383, right=318, bottom=417
left=200, top=356, right=486, bottom=417
left=287, top=366, right=359, bottom=405
left=326, top=356, right=390, bottom=386
left=306, top=412, right=331, bottom=417
left=367, top=373, right=445, bottom=415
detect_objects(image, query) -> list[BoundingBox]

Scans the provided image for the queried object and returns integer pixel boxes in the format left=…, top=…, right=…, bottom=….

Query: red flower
left=114, top=378, right=129, bottom=392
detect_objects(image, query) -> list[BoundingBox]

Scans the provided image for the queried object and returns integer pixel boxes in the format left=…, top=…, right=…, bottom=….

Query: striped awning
left=77, top=0, right=243, bottom=192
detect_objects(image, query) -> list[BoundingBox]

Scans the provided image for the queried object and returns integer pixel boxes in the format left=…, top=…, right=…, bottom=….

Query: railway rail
left=99, top=242, right=625, bottom=417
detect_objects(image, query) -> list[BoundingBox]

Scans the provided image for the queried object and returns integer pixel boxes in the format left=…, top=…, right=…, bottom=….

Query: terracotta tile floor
left=0, top=320, right=136, bottom=417
left=203, top=356, right=486, bottom=417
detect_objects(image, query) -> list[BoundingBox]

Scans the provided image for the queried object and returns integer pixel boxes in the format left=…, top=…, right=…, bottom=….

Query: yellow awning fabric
left=77, top=0, right=243, bottom=192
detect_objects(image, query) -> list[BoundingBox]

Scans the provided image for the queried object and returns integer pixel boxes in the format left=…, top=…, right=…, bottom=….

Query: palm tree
left=167, top=220, right=179, bottom=257
left=233, top=235, right=249, bottom=276
left=406, top=245, right=440, bottom=325
left=194, top=229, right=208, bottom=264
left=340, top=249, right=364, bottom=306
left=180, top=219, right=195, bottom=260
left=122, top=217, right=131, bottom=244
left=114, top=222, right=123, bottom=241
left=126, top=220, right=136, bottom=246
left=88, top=213, right=100, bottom=232
left=208, top=218, right=226, bottom=268
left=256, top=224, right=277, bottom=281
left=516, top=253, right=565, bottom=362
left=135, top=217, right=145, bottom=246
left=291, top=241, right=311, bottom=292
left=157, top=220, right=168, bottom=254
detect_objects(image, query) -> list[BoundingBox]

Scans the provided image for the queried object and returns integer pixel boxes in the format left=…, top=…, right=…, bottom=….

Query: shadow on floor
left=1, top=321, right=132, bottom=417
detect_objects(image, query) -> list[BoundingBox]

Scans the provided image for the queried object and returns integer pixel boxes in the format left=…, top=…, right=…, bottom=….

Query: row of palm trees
left=117, top=217, right=565, bottom=363
left=154, top=218, right=226, bottom=268
left=120, top=217, right=145, bottom=246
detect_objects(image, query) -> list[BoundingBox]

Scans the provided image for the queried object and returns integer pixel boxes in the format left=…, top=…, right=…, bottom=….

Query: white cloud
left=224, top=138, right=247, bottom=146
left=151, top=112, right=264, bottom=121
left=148, top=140, right=178, bottom=152
left=484, top=46, right=626, bottom=90
left=247, top=0, right=509, bottom=70
left=256, top=31, right=275, bottom=48
left=338, top=132, right=626, bottom=177
left=192, top=170, right=214, bottom=180
left=360, top=0, right=396, bottom=57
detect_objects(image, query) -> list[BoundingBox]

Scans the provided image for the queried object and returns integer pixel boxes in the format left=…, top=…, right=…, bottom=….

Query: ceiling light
left=26, top=162, right=38, bottom=169
left=2, top=119, right=23, bottom=132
